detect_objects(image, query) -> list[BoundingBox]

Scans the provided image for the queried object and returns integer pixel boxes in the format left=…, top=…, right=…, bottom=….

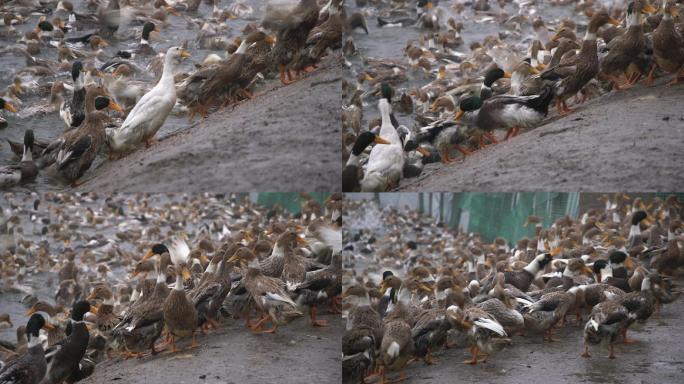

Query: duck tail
left=377, top=17, right=388, bottom=27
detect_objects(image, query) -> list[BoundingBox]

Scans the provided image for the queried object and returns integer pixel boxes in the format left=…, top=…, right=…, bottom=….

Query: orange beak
left=43, top=322, right=56, bottom=330
left=455, top=109, right=464, bottom=120
left=608, top=17, right=621, bottom=26
left=417, top=147, right=430, bottom=157
left=296, top=235, right=308, bottom=245
left=109, top=100, right=123, bottom=112
left=374, top=136, right=391, bottom=145
left=142, top=249, right=154, bottom=261
left=3, top=102, right=17, bottom=113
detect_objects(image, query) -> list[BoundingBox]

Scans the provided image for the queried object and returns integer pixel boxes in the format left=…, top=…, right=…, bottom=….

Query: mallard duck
left=162, top=238, right=198, bottom=352
left=342, top=131, right=390, bottom=192
left=53, top=92, right=122, bottom=186
left=447, top=304, right=510, bottom=364
left=263, top=0, right=319, bottom=84
left=379, top=300, right=414, bottom=382
left=522, top=286, right=580, bottom=341
left=112, top=255, right=168, bottom=358
left=0, top=314, right=53, bottom=384
left=107, top=46, right=190, bottom=153
left=503, top=253, right=554, bottom=292
left=189, top=251, right=231, bottom=332
left=59, top=61, right=87, bottom=129
left=228, top=247, right=303, bottom=333
left=600, top=1, right=657, bottom=89
left=647, top=1, right=684, bottom=85
left=544, top=10, right=620, bottom=115
left=456, top=84, right=554, bottom=142
left=411, top=307, right=451, bottom=365
left=582, top=300, right=629, bottom=359
left=290, top=251, right=341, bottom=327
left=617, top=275, right=655, bottom=343
left=42, top=301, right=91, bottom=384
left=98, top=0, right=121, bottom=37
left=0, top=129, right=39, bottom=188
left=360, top=85, right=405, bottom=191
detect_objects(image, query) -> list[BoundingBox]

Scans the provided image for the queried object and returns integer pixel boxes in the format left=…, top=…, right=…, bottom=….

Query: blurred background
left=346, top=193, right=684, bottom=244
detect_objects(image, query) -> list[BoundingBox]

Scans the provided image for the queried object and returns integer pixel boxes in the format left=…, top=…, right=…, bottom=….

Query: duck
left=544, top=10, right=620, bottom=115
left=521, top=286, right=581, bottom=342
left=299, top=0, right=344, bottom=70
left=116, top=21, right=160, bottom=57
left=290, top=251, right=342, bottom=327
left=0, top=129, right=39, bottom=188
left=600, top=1, right=657, bottom=90
left=581, top=300, right=629, bottom=359
left=411, top=306, right=452, bottom=365
left=112, top=253, right=168, bottom=358
left=53, top=92, right=123, bottom=187
left=263, top=0, right=320, bottom=84
left=42, top=301, right=91, bottom=384
left=59, top=60, right=87, bottom=129
left=447, top=304, right=510, bottom=365
left=646, top=0, right=684, bottom=86
left=107, top=46, right=190, bottom=153
left=228, top=245, right=303, bottom=334
left=0, top=313, right=53, bottom=384
left=342, top=131, right=390, bottom=192
left=455, top=84, right=555, bottom=142
left=378, top=288, right=414, bottom=382
left=189, top=251, right=232, bottom=333
left=162, top=238, right=199, bottom=352
left=360, top=84, right=405, bottom=191
left=616, top=275, right=655, bottom=343
left=503, top=252, right=554, bottom=292
left=414, top=120, right=469, bottom=163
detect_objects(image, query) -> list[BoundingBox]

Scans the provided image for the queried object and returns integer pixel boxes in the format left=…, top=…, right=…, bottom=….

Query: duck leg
left=328, top=296, right=342, bottom=314
left=558, top=99, right=575, bottom=116
left=440, top=150, right=453, bottom=163
left=608, top=341, right=616, bottom=359
left=261, top=319, right=279, bottom=334
left=484, top=132, right=499, bottom=144
left=249, top=314, right=269, bottom=332
left=168, top=335, right=181, bottom=353
left=504, top=127, right=519, bottom=140
left=644, top=63, right=658, bottom=87
left=580, top=343, right=591, bottom=358
left=666, top=72, right=683, bottom=87
left=463, top=345, right=479, bottom=364
left=279, top=65, right=294, bottom=85
left=310, top=306, right=328, bottom=327
left=620, top=328, right=637, bottom=344
left=454, top=144, right=471, bottom=156
left=423, top=349, right=439, bottom=365
left=188, top=331, right=199, bottom=350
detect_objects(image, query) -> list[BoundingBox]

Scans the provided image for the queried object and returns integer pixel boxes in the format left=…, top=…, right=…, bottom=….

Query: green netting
left=254, top=193, right=330, bottom=214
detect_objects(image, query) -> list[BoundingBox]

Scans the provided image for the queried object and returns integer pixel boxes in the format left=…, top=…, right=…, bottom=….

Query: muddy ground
left=79, top=314, right=342, bottom=384
left=374, top=277, right=684, bottom=384
left=75, top=54, right=343, bottom=193
left=397, top=77, right=684, bottom=192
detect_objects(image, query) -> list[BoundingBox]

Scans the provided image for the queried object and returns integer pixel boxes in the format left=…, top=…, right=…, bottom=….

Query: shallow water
left=0, top=0, right=266, bottom=191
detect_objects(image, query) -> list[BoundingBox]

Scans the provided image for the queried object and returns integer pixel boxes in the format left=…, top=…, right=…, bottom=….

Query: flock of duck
left=0, top=192, right=342, bottom=383
left=341, top=0, right=684, bottom=191
left=341, top=195, right=683, bottom=384
left=0, top=0, right=344, bottom=189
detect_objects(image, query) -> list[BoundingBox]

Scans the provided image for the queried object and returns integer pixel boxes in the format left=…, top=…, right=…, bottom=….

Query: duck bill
left=264, top=34, right=276, bottom=45
left=608, top=17, right=621, bottom=26
left=296, top=235, right=308, bottom=245
left=226, top=254, right=240, bottom=264
left=25, top=308, right=37, bottom=316
left=43, top=322, right=56, bottom=330
left=550, top=247, right=562, bottom=257
left=641, top=4, right=657, bottom=14
left=416, top=146, right=430, bottom=157
left=109, top=100, right=124, bottom=112
left=89, top=305, right=99, bottom=315
left=374, top=136, right=391, bottom=145
left=624, top=257, right=635, bottom=270
left=503, top=71, right=512, bottom=78
left=581, top=265, right=593, bottom=275
left=182, top=267, right=191, bottom=280
left=379, top=281, right=389, bottom=295
left=143, top=249, right=155, bottom=261
left=529, top=66, right=541, bottom=74
left=364, top=73, right=374, bottom=81
left=180, top=49, right=191, bottom=59
left=454, top=109, right=464, bottom=121
left=4, top=102, right=17, bottom=113
left=419, top=284, right=433, bottom=293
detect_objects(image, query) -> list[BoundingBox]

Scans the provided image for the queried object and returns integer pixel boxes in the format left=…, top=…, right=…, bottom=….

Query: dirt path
left=397, top=79, right=684, bottom=191
left=376, top=277, right=684, bottom=384
left=80, top=315, right=342, bottom=384
left=77, top=54, right=343, bottom=193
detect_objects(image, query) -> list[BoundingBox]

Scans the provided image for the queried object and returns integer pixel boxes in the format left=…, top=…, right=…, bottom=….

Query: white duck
left=107, top=46, right=190, bottom=153
left=360, top=87, right=405, bottom=192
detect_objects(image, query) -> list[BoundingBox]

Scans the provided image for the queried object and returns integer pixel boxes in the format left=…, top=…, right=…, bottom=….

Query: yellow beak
left=182, top=267, right=191, bottom=280
left=503, top=71, right=512, bottom=78
left=455, top=109, right=464, bottom=121
left=642, top=4, right=657, bottom=14
left=3, top=102, right=17, bottom=113
left=374, top=136, right=391, bottom=145
left=143, top=249, right=154, bottom=261
left=109, top=100, right=124, bottom=112
left=180, top=50, right=191, bottom=59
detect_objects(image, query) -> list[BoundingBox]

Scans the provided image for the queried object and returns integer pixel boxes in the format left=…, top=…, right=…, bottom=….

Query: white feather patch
left=387, top=341, right=401, bottom=358
left=474, top=318, right=507, bottom=336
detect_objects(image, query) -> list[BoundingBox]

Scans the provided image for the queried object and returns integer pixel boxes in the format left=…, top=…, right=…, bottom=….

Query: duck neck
left=379, top=100, right=392, bottom=128
left=174, top=272, right=183, bottom=291
left=600, top=265, right=613, bottom=280
left=161, top=56, right=178, bottom=84
left=627, top=11, right=641, bottom=29
left=629, top=224, right=641, bottom=238
left=524, top=258, right=541, bottom=275
left=27, top=334, right=41, bottom=348
left=345, top=152, right=360, bottom=167
left=22, top=145, right=33, bottom=162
